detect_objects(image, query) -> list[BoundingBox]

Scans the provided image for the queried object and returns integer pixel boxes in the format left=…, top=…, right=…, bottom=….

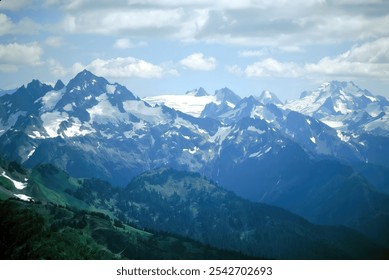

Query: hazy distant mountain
left=257, top=90, right=283, bottom=105
left=284, top=81, right=389, bottom=136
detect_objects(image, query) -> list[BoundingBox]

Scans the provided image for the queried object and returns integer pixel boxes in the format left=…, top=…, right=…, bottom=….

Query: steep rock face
left=214, top=87, right=242, bottom=105
left=257, top=90, right=283, bottom=106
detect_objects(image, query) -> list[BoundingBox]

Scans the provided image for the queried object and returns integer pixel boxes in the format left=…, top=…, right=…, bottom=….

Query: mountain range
left=1, top=70, right=389, bottom=259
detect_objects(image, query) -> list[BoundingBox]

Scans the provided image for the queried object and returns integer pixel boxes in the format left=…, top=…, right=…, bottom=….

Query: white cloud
left=304, top=37, right=389, bottom=79
left=45, top=36, right=64, bottom=47
left=0, top=42, right=43, bottom=72
left=304, top=41, right=389, bottom=80
left=61, top=9, right=183, bottom=34
left=238, top=50, right=267, bottom=58
left=114, top=38, right=134, bottom=49
left=48, top=59, right=68, bottom=76
left=245, top=58, right=301, bottom=78
left=0, top=14, right=13, bottom=35
left=226, top=65, right=243, bottom=75
left=113, top=38, right=147, bottom=49
left=180, top=52, right=216, bottom=71
left=0, top=0, right=31, bottom=10
left=80, top=57, right=177, bottom=79
left=0, top=13, right=40, bottom=35
left=54, top=1, right=389, bottom=48
left=239, top=38, right=389, bottom=81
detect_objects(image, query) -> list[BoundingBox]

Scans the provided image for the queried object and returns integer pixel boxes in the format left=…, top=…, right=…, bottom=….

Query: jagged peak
left=214, top=87, right=241, bottom=104
left=54, top=80, right=65, bottom=91
left=258, top=90, right=283, bottom=105
left=26, top=79, right=53, bottom=92
left=185, top=87, right=209, bottom=97
left=66, top=69, right=109, bottom=92
left=72, top=69, right=102, bottom=81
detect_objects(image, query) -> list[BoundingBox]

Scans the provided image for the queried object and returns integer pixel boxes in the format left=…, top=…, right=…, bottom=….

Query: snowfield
left=143, top=95, right=220, bottom=117
left=1, top=171, right=28, bottom=190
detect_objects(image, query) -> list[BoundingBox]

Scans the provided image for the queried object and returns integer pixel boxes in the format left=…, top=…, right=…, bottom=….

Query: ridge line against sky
left=0, top=0, right=389, bottom=101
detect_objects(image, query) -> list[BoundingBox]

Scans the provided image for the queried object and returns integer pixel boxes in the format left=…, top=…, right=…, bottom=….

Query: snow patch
left=14, top=194, right=34, bottom=202
left=264, top=147, right=272, bottom=153
left=41, top=90, right=63, bottom=111
left=337, top=130, right=350, bottom=142
left=70, top=86, right=81, bottom=93
left=247, top=126, right=266, bottom=134
left=27, top=147, right=36, bottom=158
left=63, top=103, right=73, bottom=111
left=143, top=95, right=218, bottom=117
left=249, top=147, right=272, bottom=158
left=321, top=120, right=344, bottom=128
left=28, top=130, right=46, bottom=139
left=41, top=111, right=69, bottom=138
left=124, top=121, right=148, bottom=139
left=183, top=146, right=199, bottom=154
left=333, top=99, right=351, bottom=114
left=63, top=119, right=95, bottom=137
left=1, top=172, right=27, bottom=190
left=123, top=101, right=165, bottom=124
left=106, top=84, right=117, bottom=94
left=365, top=95, right=377, bottom=102
left=87, top=96, right=128, bottom=124
left=209, top=126, right=232, bottom=144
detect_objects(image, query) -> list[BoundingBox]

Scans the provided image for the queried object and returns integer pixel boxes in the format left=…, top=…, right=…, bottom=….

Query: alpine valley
left=1, top=70, right=389, bottom=259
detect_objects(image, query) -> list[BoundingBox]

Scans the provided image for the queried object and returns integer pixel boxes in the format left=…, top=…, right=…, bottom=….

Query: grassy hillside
left=1, top=158, right=388, bottom=259
left=0, top=199, right=250, bottom=260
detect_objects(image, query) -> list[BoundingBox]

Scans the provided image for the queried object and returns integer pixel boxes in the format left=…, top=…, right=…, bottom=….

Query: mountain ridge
left=1, top=70, right=389, bottom=254
left=1, top=159, right=387, bottom=260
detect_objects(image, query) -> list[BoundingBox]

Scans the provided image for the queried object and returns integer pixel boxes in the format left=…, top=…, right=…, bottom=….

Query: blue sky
left=1, top=0, right=389, bottom=101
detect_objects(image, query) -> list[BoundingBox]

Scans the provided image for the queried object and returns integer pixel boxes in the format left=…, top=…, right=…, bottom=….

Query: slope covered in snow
left=143, top=94, right=218, bottom=117
left=283, top=81, right=389, bottom=136
left=143, top=87, right=241, bottom=117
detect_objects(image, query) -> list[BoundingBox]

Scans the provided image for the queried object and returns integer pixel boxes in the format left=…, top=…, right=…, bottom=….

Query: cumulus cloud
left=114, top=38, right=134, bottom=49
left=0, top=0, right=31, bottom=11
left=54, top=0, right=389, bottom=47
left=245, top=58, right=301, bottom=78
left=238, top=50, right=267, bottom=58
left=304, top=37, right=389, bottom=79
left=82, top=57, right=177, bottom=78
left=47, top=58, right=68, bottom=76
left=113, top=38, right=147, bottom=49
left=0, top=13, right=40, bottom=35
left=180, top=52, right=216, bottom=71
left=226, top=65, right=243, bottom=75
left=45, top=36, right=64, bottom=47
left=239, top=38, right=389, bottom=80
left=61, top=9, right=183, bottom=35
left=0, top=42, right=43, bottom=72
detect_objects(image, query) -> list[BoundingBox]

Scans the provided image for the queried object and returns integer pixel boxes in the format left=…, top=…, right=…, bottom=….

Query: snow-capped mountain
left=2, top=70, right=389, bottom=248
left=0, top=70, right=388, bottom=190
left=185, top=87, right=209, bottom=97
left=257, top=90, right=283, bottom=105
left=283, top=81, right=389, bottom=136
left=200, top=93, right=365, bottom=163
left=0, top=71, right=233, bottom=185
left=142, top=87, right=241, bottom=117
